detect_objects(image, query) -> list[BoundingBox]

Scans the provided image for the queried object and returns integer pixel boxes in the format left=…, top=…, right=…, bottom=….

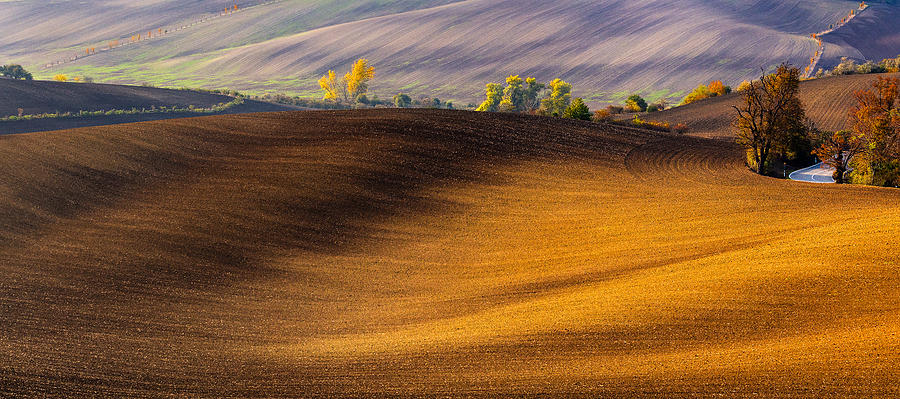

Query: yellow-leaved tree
left=345, top=59, right=375, bottom=102
left=319, top=58, right=375, bottom=105
left=318, top=70, right=344, bottom=102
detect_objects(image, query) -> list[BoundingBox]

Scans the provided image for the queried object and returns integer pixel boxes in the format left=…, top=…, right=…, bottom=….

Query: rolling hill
left=0, top=78, right=296, bottom=134
left=642, top=72, right=900, bottom=138
left=818, top=3, right=900, bottom=70
left=1, top=109, right=898, bottom=396
left=3, top=0, right=898, bottom=105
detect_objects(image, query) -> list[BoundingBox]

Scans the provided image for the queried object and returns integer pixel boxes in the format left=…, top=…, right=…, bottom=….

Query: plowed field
left=1, top=109, right=898, bottom=396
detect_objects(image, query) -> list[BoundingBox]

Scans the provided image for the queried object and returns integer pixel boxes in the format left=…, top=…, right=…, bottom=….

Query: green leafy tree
left=625, top=94, right=648, bottom=112
left=476, top=83, right=504, bottom=112
left=541, top=78, right=572, bottom=116
left=563, top=98, right=591, bottom=120
left=0, top=64, right=33, bottom=80
left=393, top=93, right=411, bottom=108
left=523, top=77, right=546, bottom=113
left=499, top=75, right=525, bottom=112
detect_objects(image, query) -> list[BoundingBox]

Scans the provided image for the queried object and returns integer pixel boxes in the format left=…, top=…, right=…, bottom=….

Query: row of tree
left=0, top=64, right=32, bottom=80
left=734, top=64, right=900, bottom=186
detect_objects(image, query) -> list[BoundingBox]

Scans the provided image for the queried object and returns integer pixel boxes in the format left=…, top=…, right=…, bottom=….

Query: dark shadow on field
left=0, top=109, right=743, bottom=289
left=0, top=109, right=743, bottom=396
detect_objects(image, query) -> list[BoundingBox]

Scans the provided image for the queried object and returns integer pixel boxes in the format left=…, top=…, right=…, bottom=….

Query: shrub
left=356, top=94, right=369, bottom=105
left=882, top=55, right=900, bottom=73
left=562, top=98, right=591, bottom=120
left=606, top=105, right=624, bottom=114
left=856, top=61, right=885, bottom=74
left=592, top=109, right=612, bottom=122
left=682, top=84, right=711, bottom=105
left=624, top=94, right=647, bottom=112
left=646, top=104, right=660, bottom=112
left=708, top=80, right=731, bottom=96
left=736, top=80, right=752, bottom=92
left=652, top=98, right=668, bottom=111
left=832, top=57, right=857, bottom=75
left=628, top=116, right=670, bottom=131
left=53, top=74, right=68, bottom=82
left=0, top=64, right=33, bottom=80
left=683, top=80, right=731, bottom=105
left=393, top=93, right=411, bottom=108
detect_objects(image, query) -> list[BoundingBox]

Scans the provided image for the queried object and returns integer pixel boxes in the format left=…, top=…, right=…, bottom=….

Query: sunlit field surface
left=1, top=109, right=897, bottom=396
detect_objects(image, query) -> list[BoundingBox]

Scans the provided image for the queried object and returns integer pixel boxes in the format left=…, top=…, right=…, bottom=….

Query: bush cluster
left=828, top=55, right=900, bottom=76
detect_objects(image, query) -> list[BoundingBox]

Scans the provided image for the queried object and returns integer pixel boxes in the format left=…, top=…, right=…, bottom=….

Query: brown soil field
left=0, top=79, right=297, bottom=134
left=643, top=72, right=900, bottom=139
left=1, top=109, right=898, bottom=397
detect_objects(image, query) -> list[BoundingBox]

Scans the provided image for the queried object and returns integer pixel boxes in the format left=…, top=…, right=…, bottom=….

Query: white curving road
left=789, top=162, right=835, bottom=183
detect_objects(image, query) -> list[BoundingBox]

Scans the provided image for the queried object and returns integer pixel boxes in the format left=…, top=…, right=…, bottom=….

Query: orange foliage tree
left=813, top=129, right=865, bottom=183
left=848, top=77, right=900, bottom=185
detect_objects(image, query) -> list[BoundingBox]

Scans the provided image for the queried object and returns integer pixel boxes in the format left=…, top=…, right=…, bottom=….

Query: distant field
left=0, top=79, right=298, bottom=134
left=1, top=109, right=898, bottom=396
left=818, top=4, right=900, bottom=70
left=3, top=0, right=898, bottom=105
left=642, top=72, right=900, bottom=138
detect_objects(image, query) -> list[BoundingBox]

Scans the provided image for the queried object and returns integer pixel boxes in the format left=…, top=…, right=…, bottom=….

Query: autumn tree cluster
left=682, top=80, right=732, bottom=105
left=318, top=59, right=375, bottom=106
left=813, top=77, right=900, bottom=185
left=0, top=64, right=32, bottom=80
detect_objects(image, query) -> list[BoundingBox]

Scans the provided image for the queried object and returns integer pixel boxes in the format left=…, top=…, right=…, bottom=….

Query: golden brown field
left=1, top=109, right=898, bottom=397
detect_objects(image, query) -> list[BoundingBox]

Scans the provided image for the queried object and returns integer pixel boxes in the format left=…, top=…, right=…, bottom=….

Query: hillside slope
left=642, top=72, right=900, bottom=138
left=0, top=79, right=297, bottom=134
left=7, top=0, right=898, bottom=104
left=818, top=3, right=900, bottom=70
left=1, top=109, right=898, bottom=396
left=0, top=0, right=461, bottom=64
left=0, top=79, right=237, bottom=117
